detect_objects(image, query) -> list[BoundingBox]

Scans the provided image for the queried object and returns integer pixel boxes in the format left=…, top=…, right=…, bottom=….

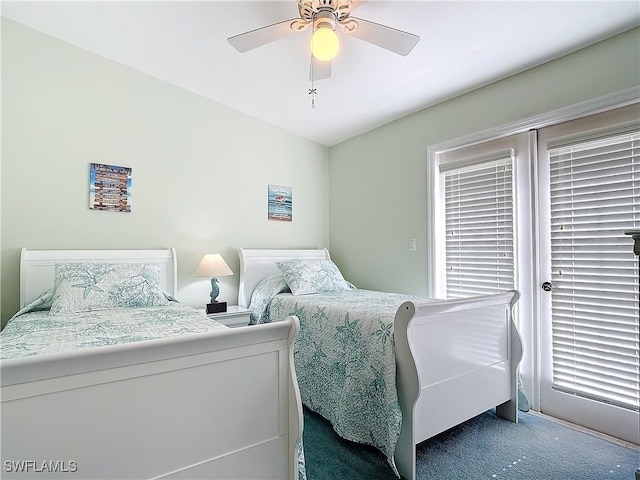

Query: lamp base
left=206, top=302, right=227, bottom=314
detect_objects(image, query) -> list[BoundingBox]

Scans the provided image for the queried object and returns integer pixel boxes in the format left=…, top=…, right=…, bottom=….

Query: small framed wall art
left=268, top=184, right=292, bottom=222
left=89, top=163, right=132, bottom=212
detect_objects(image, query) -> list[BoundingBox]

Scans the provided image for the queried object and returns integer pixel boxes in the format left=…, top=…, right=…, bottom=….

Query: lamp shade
left=195, top=254, right=233, bottom=278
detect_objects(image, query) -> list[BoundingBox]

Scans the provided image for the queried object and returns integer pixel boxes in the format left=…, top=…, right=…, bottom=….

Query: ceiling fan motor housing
left=298, top=0, right=355, bottom=23
left=313, top=10, right=337, bottom=31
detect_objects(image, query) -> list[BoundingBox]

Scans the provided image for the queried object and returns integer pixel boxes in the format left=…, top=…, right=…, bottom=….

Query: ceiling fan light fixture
left=310, top=26, right=339, bottom=61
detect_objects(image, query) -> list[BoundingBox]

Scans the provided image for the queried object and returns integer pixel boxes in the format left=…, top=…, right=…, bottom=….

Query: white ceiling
left=2, top=1, right=639, bottom=146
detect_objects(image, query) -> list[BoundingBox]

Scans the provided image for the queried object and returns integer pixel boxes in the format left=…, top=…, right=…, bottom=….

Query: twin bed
left=1, top=249, right=303, bottom=480
left=238, top=248, right=522, bottom=480
left=1, top=247, right=522, bottom=480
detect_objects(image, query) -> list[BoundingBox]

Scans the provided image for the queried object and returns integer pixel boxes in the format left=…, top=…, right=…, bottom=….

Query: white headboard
left=237, top=248, right=330, bottom=308
left=20, top=248, right=178, bottom=308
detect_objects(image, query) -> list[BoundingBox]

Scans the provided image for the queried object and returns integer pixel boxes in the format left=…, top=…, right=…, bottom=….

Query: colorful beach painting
left=89, top=163, right=132, bottom=212
left=268, top=184, right=292, bottom=221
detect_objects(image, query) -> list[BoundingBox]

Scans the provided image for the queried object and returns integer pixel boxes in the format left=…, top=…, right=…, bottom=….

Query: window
left=441, top=152, right=515, bottom=298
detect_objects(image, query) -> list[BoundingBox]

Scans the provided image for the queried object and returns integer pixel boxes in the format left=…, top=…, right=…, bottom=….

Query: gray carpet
left=303, top=407, right=640, bottom=480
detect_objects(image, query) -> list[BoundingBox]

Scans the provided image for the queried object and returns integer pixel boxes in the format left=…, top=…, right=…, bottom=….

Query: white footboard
left=1, top=317, right=303, bottom=480
left=394, top=291, right=521, bottom=480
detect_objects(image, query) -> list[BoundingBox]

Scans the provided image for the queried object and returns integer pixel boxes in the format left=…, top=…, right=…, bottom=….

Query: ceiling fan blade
left=228, top=19, right=300, bottom=53
left=310, top=56, right=332, bottom=81
left=348, top=17, right=419, bottom=56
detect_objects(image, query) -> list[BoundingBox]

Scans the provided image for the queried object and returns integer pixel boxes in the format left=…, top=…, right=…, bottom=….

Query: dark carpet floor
left=302, top=407, right=640, bottom=480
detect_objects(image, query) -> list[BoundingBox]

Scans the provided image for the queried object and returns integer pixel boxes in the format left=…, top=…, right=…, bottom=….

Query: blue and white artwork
left=268, top=184, right=292, bottom=221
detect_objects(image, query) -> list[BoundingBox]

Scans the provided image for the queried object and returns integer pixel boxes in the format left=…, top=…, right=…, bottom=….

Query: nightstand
left=205, top=305, right=251, bottom=328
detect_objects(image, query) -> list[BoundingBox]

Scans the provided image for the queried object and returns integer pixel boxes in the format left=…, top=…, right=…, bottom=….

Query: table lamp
left=195, top=253, right=233, bottom=313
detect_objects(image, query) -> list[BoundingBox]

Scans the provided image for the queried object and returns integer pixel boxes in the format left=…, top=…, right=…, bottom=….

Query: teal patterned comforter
left=0, top=301, right=227, bottom=360
left=2, top=296, right=308, bottom=480
left=265, top=289, right=427, bottom=477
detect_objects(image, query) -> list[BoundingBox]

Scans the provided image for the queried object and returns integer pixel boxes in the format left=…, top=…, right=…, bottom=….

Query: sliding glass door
left=432, top=102, right=639, bottom=444
left=537, top=105, right=640, bottom=443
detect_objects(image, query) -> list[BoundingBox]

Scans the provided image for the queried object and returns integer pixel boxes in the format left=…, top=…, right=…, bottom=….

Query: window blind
left=548, top=130, right=640, bottom=411
left=442, top=154, right=515, bottom=299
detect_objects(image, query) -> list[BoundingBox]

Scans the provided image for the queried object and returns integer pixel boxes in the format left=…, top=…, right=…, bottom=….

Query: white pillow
left=51, top=263, right=169, bottom=314
left=276, top=259, right=352, bottom=295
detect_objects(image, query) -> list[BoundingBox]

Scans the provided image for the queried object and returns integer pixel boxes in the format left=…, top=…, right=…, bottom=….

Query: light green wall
left=2, top=19, right=639, bottom=325
left=328, top=27, right=640, bottom=295
left=1, top=18, right=330, bottom=325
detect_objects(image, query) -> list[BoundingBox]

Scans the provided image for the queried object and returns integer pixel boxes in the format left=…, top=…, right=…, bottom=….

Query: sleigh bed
left=238, top=247, right=523, bottom=480
left=1, top=248, right=303, bottom=480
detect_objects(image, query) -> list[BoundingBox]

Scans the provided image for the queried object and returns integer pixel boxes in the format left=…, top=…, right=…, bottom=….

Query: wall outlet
left=408, top=237, right=416, bottom=251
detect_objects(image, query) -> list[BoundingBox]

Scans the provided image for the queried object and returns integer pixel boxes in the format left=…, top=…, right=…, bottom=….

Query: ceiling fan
left=227, top=0, right=420, bottom=81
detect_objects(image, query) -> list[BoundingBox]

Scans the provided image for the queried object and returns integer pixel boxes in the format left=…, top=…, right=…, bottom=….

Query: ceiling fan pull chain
left=309, top=54, right=317, bottom=108
left=309, top=86, right=317, bottom=108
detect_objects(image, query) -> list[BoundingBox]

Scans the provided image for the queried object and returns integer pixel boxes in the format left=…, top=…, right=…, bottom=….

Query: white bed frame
left=2, top=248, right=303, bottom=480
left=238, top=248, right=523, bottom=480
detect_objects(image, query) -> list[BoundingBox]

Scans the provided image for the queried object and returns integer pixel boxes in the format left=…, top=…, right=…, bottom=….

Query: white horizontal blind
left=548, top=130, right=640, bottom=411
left=443, top=154, right=515, bottom=298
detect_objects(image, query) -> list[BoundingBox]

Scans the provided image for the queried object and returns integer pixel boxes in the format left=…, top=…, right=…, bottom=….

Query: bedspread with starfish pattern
left=0, top=299, right=227, bottom=360
left=264, top=289, right=428, bottom=477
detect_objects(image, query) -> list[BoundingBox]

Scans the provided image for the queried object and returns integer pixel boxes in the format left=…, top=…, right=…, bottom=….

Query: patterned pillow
left=51, top=263, right=169, bottom=314
left=276, top=259, right=351, bottom=295
left=248, top=274, right=291, bottom=324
